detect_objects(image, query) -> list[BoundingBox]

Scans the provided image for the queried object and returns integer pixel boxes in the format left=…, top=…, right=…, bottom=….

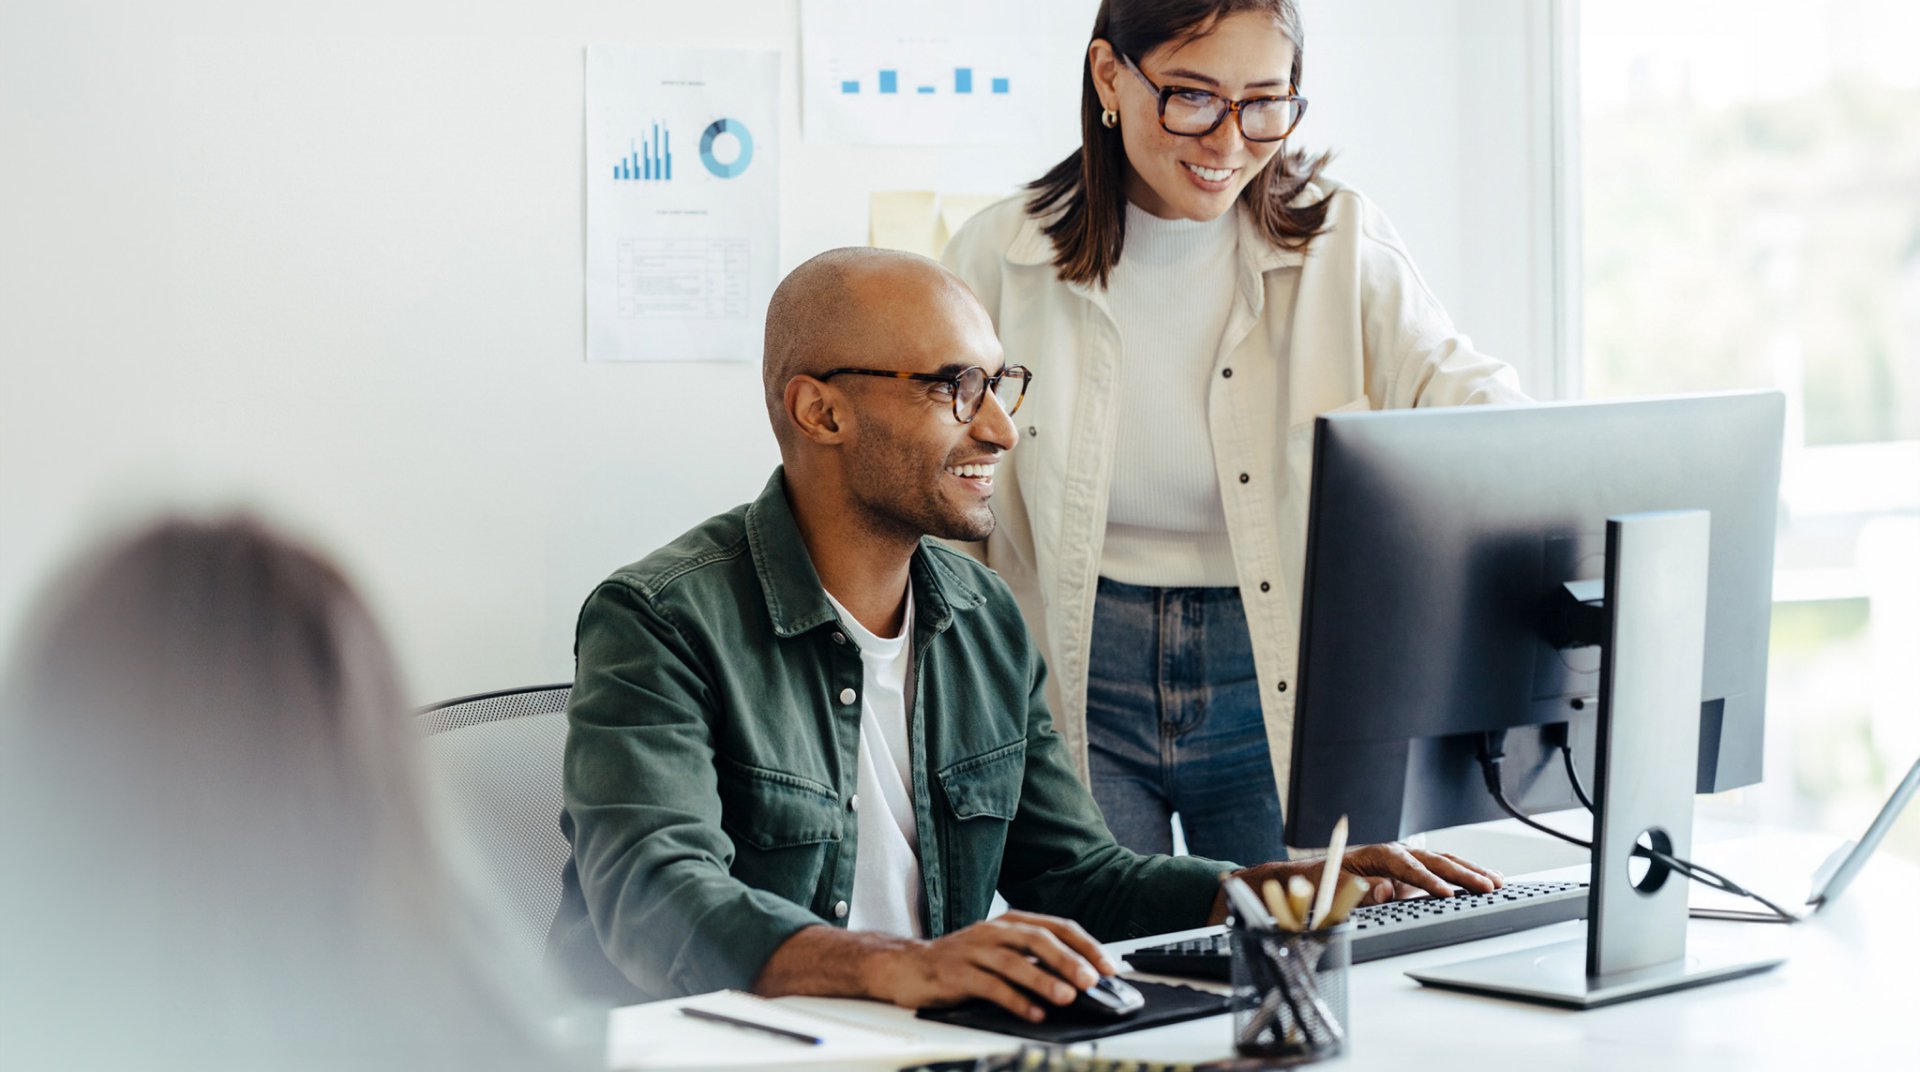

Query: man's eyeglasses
left=818, top=364, right=1033, bottom=424
left=1123, top=55, right=1307, bottom=143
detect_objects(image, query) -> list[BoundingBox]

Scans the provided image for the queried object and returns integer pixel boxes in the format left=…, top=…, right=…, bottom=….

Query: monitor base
left=1406, top=935, right=1783, bottom=1009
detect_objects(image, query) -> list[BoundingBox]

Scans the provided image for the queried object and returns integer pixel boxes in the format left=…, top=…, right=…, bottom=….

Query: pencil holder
left=1227, top=919, right=1351, bottom=1066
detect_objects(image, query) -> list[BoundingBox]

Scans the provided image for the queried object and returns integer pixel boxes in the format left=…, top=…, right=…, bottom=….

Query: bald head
left=762, top=247, right=985, bottom=449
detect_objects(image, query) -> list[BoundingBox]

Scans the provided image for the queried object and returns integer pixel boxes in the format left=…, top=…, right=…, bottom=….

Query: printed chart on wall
left=585, top=46, right=778, bottom=363
left=800, top=0, right=1052, bottom=146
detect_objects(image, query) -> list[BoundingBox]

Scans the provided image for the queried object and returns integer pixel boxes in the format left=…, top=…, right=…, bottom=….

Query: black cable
left=1548, top=741, right=1796, bottom=919
left=1477, top=732, right=1798, bottom=922
left=1559, top=743, right=1597, bottom=811
left=1479, top=732, right=1594, bottom=849
left=1551, top=741, right=1739, bottom=895
left=1658, top=854, right=1799, bottom=922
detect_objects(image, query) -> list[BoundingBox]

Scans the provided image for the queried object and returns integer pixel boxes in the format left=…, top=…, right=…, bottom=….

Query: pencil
left=1309, top=815, right=1348, bottom=929
left=679, top=1006, right=823, bottom=1045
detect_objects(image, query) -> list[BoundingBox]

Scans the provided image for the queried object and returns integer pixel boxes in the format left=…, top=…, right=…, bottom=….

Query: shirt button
left=833, top=900, right=849, bottom=919
left=1222, top=368, right=1233, bottom=378
left=1026, top=425, right=1038, bottom=437
left=831, top=631, right=847, bottom=645
left=1260, top=581, right=1272, bottom=592
left=1277, top=680, right=1289, bottom=693
left=839, top=687, right=857, bottom=705
left=848, top=794, right=860, bottom=812
left=1239, top=473, right=1250, bottom=484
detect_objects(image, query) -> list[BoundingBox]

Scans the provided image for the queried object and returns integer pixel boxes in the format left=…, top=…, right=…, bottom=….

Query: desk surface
left=1096, top=837, right=1916, bottom=1068
left=620, top=828, right=1919, bottom=1070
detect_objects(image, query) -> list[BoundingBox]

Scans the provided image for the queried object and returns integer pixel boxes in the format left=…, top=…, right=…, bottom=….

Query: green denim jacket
left=547, top=469, right=1229, bottom=1003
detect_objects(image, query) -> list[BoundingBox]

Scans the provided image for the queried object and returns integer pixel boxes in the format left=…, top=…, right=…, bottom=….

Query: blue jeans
left=1085, top=577, right=1286, bottom=865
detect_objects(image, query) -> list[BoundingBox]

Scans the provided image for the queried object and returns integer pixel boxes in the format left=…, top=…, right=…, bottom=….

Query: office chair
left=417, top=683, right=573, bottom=961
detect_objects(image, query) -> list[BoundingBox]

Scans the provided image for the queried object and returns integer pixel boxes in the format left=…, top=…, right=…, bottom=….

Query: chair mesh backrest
left=416, top=685, right=572, bottom=961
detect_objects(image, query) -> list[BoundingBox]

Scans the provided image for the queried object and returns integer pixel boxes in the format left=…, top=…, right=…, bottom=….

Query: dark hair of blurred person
left=0, top=515, right=587, bottom=1071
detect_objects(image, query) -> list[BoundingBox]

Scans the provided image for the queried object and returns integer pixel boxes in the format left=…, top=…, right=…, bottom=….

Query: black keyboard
left=1123, top=880, right=1589, bottom=980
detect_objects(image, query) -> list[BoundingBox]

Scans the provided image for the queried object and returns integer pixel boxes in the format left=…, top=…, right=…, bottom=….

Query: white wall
left=0, top=0, right=1558, bottom=702
left=1304, top=0, right=1569, bottom=396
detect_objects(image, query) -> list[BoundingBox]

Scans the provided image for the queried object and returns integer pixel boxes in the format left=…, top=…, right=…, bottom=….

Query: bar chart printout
left=613, top=122, right=673, bottom=181
left=585, top=45, right=778, bottom=363
left=800, top=0, right=1056, bottom=145
left=839, top=66, right=1008, bottom=96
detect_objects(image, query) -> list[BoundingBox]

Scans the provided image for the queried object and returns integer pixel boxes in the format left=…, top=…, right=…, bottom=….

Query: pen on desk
left=678, top=1006, right=824, bottom=1046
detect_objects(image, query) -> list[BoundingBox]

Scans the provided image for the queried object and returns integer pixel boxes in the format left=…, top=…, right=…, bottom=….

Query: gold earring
left=1101, top=107, right=1119, bottom=129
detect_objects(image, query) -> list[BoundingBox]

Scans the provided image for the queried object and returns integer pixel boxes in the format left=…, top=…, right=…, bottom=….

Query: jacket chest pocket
left=717, top=760, right=842, bottom=910
left=936, top=739, right=1025, bottom=923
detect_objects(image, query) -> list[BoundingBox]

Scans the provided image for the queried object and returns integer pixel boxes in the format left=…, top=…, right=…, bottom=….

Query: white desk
left=614, top=828, right=1919, bottom=1069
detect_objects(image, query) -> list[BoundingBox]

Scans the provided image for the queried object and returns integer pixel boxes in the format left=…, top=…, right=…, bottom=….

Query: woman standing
left=943, top=0, right=1525, bottom=862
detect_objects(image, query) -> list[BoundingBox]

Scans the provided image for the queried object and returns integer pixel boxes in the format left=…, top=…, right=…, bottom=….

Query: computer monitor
left=1284, top=391, right=1786, bottom=848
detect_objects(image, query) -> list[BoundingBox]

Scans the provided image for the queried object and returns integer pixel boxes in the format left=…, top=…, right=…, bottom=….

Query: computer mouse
left=1065, top=973, right=1145, bottom=1021
left=932, top=968, right=1148, bottom=1027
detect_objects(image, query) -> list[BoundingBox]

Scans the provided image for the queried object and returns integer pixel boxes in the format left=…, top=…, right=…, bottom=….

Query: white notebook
left=607, top=989, right=1005, bottom=1071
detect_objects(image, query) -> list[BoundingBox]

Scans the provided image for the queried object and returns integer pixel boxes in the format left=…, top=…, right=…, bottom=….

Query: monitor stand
left=1407, top=510, right=1785, bottom=1008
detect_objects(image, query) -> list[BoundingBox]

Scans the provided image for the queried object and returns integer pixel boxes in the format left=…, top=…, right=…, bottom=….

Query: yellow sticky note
left=933, top=193, right=1003, bottom=254
left=868, top=191, right=940, bottom=257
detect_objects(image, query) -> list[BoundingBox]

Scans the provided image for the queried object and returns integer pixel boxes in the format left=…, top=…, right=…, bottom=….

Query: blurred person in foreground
left=0, top=516, right=587, bottom=1071
left=548, top=247, right=1501, bottom=1020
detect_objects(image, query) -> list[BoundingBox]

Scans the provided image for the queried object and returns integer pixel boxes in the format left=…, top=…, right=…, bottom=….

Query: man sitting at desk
left=547, top=248, right=1501, bottom=1020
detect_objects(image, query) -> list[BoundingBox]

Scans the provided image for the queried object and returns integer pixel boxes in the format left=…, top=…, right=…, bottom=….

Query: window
left=1579, top=0, right=1920, bottom=857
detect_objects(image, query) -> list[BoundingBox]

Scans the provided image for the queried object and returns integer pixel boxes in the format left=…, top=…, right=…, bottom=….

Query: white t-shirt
left=823, top=588, right=924, bottom=939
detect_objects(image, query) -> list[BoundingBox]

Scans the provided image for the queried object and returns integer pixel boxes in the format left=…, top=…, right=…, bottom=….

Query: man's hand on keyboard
left=1210, top=844, right=1505, bottom=923
left=1336, top=843, right=1504, bottom=904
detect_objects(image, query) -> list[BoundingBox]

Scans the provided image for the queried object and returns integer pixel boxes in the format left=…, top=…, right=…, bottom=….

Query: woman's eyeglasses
left=1123, top=55, right=1308, bottom=143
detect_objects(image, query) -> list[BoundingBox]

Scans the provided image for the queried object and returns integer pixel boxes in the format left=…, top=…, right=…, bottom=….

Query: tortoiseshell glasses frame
left=817, top=364, right=1033, bottom=423
left=1122, top=55, right=1308, bottom=143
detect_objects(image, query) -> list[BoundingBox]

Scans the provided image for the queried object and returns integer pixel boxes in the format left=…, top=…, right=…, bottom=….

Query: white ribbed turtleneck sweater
left=1099, top=201, right=1241, bottom=587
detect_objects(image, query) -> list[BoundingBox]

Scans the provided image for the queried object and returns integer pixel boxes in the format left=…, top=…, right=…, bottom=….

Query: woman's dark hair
left=1028, top=0, right=1333, bottom=287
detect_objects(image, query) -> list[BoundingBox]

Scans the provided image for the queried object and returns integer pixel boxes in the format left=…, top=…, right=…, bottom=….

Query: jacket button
left=833, top=900, right=849, bottom=919
left=831, top=631, right=847, bottom=645
left=1277, top=680, right=1289, bottom=693
left=1239, top=473, right=1250, bottom=484
left=839, top=687, right=857, bottom=705
left=1260, top=581, right=1271, bottom=592
left=1222, top=368, right=1233, bottom=378
left=848, top=794, right=859, bottom=812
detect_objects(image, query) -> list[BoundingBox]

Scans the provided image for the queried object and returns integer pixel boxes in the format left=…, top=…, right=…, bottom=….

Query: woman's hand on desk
left=1211, top=843, right=1504, bottom=922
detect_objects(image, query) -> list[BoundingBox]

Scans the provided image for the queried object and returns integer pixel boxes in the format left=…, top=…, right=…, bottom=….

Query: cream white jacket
left=941, top=181, right=1527, bottom=816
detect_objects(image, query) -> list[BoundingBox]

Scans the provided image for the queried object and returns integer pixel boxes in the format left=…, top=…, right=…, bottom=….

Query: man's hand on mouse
left=862, top=909, right=1115, bottom=1022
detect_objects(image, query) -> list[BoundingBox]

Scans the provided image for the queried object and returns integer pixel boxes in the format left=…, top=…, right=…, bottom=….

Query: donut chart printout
left=586, top=45, right=778, bottom=363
